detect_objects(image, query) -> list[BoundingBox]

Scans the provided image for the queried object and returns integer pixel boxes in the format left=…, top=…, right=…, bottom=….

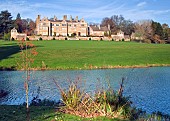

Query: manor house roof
left=50, top=20, right=80, bottom=23
left=90, top=25, right=109, bottom=31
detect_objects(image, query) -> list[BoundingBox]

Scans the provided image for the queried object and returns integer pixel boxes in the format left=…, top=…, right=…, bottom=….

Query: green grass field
left=0, top=105, right=122, bottom=121
left=0, top=40, right=170, bottom=70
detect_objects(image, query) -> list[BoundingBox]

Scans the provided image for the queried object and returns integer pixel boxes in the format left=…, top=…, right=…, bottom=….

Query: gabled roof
left=50, top=20, right=80, bottom=23
left=11, top=28, right=17, bottom=31
left=90, top=25, right=100, bottom=31
left=100, top=26, right=109, bottom=31
left=90, top=25, right=109, bottom=31
left=111, top=30, right=123, bottom=35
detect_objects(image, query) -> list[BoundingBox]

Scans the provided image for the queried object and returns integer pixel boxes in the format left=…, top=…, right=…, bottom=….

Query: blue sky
left=0, top=0, right=170, bottom=25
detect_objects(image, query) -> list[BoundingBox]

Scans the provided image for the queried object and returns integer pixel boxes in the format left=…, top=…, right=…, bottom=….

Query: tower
left=35, top=15, right=41, bottom=35
left=11, top=28, right=18, bottom=40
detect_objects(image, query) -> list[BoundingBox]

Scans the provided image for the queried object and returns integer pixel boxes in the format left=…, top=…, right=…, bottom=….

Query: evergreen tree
left=0, top=10, right=13, bottom=37
left=14, top=13, right=22, bottom=33
left=152, top=21, right=164, bottom=40
left=16, top=13, right=21, bottom=19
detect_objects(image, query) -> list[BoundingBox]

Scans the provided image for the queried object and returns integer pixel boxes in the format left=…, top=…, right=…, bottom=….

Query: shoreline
left=0, top=64, right=170, bottom=71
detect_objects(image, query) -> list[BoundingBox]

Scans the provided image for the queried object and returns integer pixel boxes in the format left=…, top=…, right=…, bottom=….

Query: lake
left=0, top=67, right=170, bottom=114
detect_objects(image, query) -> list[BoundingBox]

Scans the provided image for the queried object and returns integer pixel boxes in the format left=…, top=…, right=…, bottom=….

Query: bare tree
left=101, top=15, right=134, bottom=35
left=134, top=20, right=153, bottom=39
left=101, top=17, right=115, bottom=28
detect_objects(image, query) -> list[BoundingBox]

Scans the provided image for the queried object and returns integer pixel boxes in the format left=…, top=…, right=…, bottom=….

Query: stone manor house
left=11, top=15, right=129, bottom=41
left=35, top=15, right=113, bottom=37
left=35, top=15, right=88, bottom=36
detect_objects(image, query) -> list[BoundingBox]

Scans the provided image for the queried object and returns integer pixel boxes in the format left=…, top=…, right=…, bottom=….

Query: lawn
left=0, top=105, right=122, bottom=121
left=0, top=40, right=170, bottom=70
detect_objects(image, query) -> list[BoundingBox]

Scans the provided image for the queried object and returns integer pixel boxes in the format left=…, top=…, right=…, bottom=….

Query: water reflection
left=0, top=67, right=170, bottom=114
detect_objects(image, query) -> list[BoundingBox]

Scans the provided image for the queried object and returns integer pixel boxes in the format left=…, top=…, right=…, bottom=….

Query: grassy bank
left=0, top=105, right=122, bottom=121
left=0, top=105, right=55, bottom=121
left=0, top=40, right=170, bottom=70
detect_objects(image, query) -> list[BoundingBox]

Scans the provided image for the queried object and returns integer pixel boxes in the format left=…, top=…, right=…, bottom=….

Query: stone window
left=43, top=27, right=48, bottom=30
left=62, top=24, right=67, bottom=26
left=42, top=32, right=48, bottom=35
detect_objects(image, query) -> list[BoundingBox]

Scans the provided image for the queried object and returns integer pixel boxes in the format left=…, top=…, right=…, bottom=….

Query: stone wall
left=27, top=36, right=131, bottom=41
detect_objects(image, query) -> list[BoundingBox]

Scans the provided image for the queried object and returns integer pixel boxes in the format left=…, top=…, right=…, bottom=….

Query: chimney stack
left=37, top=15, right=40, bottom=20
left=63, top=15, right=67, bottom=20
left=70, top=15, right=72, bottom=21
left=75, top=16, right=78, bottom=22
left=36, top=15, right=41, bottom=24
left=54, top=15, right=57, bottom=21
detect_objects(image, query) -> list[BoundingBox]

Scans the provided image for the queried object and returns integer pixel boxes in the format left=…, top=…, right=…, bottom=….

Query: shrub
left=143, top=39, right=151, bottom=43
left=52, top=37, right=56, bottom=40
left=54, top=78, right=139, bottom=119
left=104, top=32, right=109, bottom=37
left=11, top=37, right=15, bottom=41
left=89, top=38, right=91, bottom=40
left=39, top=37, right=42, bottom=41
left=3, top=33, right=10, bottom=41
left=71, top=33, right=76, bottom=37
left=54, top=32, right=56, bottom=37
left=26, top=37, right=29, bottom=41
left=132, top=39, right=152, bottom=44
left=41, top=61, right=47, bottom=70
left=112, top=39, right=114, bottom=41
left=65, top=37, right=67, bottom=40
left=131, top=39, right=141, bottom=43
left=122, top=38, right=125, bottom=41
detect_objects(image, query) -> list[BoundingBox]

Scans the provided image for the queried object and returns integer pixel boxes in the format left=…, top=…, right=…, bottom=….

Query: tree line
left=100, top=15, right=170, bottom=43
left=0, top=10, right=35, bottom=40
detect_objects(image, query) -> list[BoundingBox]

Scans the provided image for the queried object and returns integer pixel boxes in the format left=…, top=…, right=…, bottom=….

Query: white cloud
left=0, top=0, right=35, bottom=18
left=137, top=2, right=147, bottom=7
left=0, top=0, right=169, bottom=25
left=153, top=9, right=170, bottom=14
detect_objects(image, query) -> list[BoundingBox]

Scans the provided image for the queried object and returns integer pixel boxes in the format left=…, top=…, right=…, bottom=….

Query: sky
left=0, top=0, right=170, bottom=25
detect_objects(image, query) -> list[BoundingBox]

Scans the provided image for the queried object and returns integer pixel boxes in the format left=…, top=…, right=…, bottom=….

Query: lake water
left=0, top=67, right=170, bottom=114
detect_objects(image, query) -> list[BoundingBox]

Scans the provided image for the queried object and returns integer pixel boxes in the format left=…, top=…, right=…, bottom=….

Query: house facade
left=35, top=15, right=88, bottom=36
left=11, top=28, right=27, bottom=40
left=88, top=25, right=110, bottom=37
left=111, top=30, right=125, bottom=41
